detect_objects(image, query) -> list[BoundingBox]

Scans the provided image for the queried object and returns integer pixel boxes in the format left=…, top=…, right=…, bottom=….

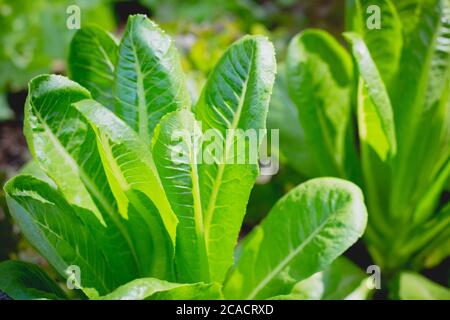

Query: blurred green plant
left=391, top=272, right=450, bottom=300
left=139, top=0, right=263, bottom=25
left=273, top=0, right=450, bottom=296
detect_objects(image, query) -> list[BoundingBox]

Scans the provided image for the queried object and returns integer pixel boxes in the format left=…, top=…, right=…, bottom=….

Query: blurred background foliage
left=0, top=0, right=345, bottom=119
left=0, top=0, right=115, bottom=118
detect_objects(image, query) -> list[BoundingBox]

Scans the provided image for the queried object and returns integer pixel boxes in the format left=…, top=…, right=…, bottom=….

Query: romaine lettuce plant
left=0, top=15, right=368, bottom=300
left=270, top=0, right=450, bottom=294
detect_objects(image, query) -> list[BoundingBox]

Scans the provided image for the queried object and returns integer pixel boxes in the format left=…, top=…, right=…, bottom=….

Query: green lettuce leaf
left=394, top=272, right=450, bottom=300
left=5, top=175, right=137, bottom=296
left=390, top=0, right=450, bottom=225
left=114, top=14, right=190, bottom=145
left=74, top=99, right=179, bottom=280
left=346, top=32, right=397, bottom=159
left=23, top=74, right=171, bottom=282
left=268, top=257, right=371, bottom=300
left=69, top=26, right=118, bottom=110
left=0, top=261, right=66, bottom=300
left=287, top=30, right=356, bottom=179
left=100, top=278, right=222, bottom=300
left=267, top=64, right=316, bottom=178
left=224, top=178, right=367, bottom=299
left=351, top=0, right=403, bottom=88
left=164, top=35, right=275, bottom=283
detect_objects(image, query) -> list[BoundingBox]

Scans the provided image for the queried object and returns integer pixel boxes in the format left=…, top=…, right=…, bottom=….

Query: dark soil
left=0, top=90, right=29, bottom=172
left=0, top=290, right=12, bottom=300
left=0, top=122, right=29, bottom=171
